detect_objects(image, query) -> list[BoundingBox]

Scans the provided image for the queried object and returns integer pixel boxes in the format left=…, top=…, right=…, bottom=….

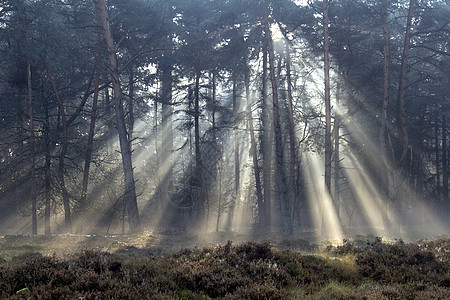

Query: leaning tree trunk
left=98, top=0, right=140, bottom=232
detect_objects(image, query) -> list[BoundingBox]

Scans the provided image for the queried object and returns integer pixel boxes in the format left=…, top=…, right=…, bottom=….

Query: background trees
left=0, top=0, right=448, bottom=237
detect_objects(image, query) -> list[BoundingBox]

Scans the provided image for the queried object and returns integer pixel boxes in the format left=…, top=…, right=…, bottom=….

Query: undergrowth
left=0, top=237, right=449, bottom=299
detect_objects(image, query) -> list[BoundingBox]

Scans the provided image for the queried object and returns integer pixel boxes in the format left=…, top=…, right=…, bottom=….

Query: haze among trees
left=0, top=0, right=448, bottom=239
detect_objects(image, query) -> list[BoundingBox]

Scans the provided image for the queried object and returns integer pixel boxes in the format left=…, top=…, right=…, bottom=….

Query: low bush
left=0, top=237, right=448, bottom=299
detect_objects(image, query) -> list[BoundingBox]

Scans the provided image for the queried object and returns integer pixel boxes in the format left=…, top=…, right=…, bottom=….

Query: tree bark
left=44, top=94, right=51, bottom=235
left=161, top=61, right=174, bottom=206
left=41, top=55, right=72, bottom=233
left=265, top=16, right=291, bottom=236
left=246, top=72, right=264, bottom=225
left=228, top=70, right=239, bottom=230
left=27, top=54, right=37, bottom=236
left=334, top=77, right=340, bottom=218
left=128, top=65, right=135, bottom=143
left=285, top=42, right=298, bottom=227
left=98, top=0, right=140, bottom=232
left=20, top=15, right=37, bottom=235
left=396, top=0, right=414, bottom=165
left=261, top=19, right=272, bottom=229
left=194, top=69, right=203, bottom=217
left=323, top=0, right=332, bottom=194
left=379, top=0, right=394, bottom=233
left=435, top=109, right=441, bottom=199
left=321, top=0, right=332, bottom=237
left=81, top=6, right=102, bottom=211
left=443, top=113, right=448, bottom=205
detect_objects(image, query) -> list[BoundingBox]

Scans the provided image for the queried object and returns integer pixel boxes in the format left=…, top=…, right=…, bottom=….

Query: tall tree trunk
left=41, top=56, right=72, bottom=233
left=128, top=65, right=135, bottom=142
left=261, top=20, right=272, bottom=230
left=161, top=62, right=174, bottom=206
left=154, top=83, right=160, bottom=207
left=81, top=8, right=102, bottom=210
left=98, top=0, right=140, bottom=232
left=323, top=0, right=332, bottom=193
left=228, top=70, right=239, bottom=230
left=396, top=0, right=414, bottom=165
left=21, top=16, right=37, bottom=235
left=285, top=42, right=298, bottom=227
left=246, top=72, right=264, bottom=225
left=194, top=69, right=203, bottom=217
left=435, top=109, right=441, bottom=199
left=379, top=0, right=394, bottom=233
left=443, top=113, right=448, bottom=205
left=322, top=0, right=332, bottom=237
left=27, top=54, right=37, bottom=236
left=44, top=95, right=51, bottom=235
left=265, top=16, right=291, bottom=236
left=334, top=78, right=340, bottom=218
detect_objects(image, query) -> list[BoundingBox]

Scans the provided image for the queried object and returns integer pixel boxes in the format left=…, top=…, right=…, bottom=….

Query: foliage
left=0, top=237, right=448, bottom=299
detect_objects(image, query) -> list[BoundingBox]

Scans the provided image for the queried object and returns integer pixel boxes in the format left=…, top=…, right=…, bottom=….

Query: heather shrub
left=0, top=237, right=448, bottom=299
left=355, top=239, right=448, bottom=284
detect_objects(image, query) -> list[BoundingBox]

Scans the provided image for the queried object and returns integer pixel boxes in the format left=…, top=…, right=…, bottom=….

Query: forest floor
left=0, top=231, right=449, bottom=299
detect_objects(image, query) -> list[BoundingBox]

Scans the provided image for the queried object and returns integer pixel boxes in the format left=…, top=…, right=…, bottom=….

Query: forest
left=0, top=0, right=449, bottom=242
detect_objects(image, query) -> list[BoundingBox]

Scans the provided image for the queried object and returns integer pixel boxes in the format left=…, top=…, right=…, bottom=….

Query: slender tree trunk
left=323, top=0, right=332, bottom=193
left=265, top=16, right=291, bottom=236
left=334, top=79, right=340, bottom=218
left=42, top=56, right=72, bottom=233
left=194, top=69, right=203, bottom=218
left=128, top=65, right=135, bottom=142
left=246, top=72, right=264, bottom=225
left=435, top=109, right=441, bottom=199
left=443, top=113, right=448, bottom=205
left=380, top=0, right=393, bottom=233
left=27, top=56, right=37, bottom=236
left=321, top=0, right=332, bottom=237
left=227, top=70, right=239, bottom=230
left=212, top=72, right=217, bottom=141
left=216, top=175, right=223, bottom=232
left=285, top=42, right=298, bottom=227
left=154, top=83, right=159, bottom=207
left=81, top=9, right=102, bottom=210
left=161, top=62, right=174, bottom=205
left=396, top=0, right=414, bottom=165
left=21, top=16, right=37, bottom=235
left=98, top=0, right=140, bottom=232
left=44, top=95, right=51, bottom=235
left=261, top=21, right=272, bottom=230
